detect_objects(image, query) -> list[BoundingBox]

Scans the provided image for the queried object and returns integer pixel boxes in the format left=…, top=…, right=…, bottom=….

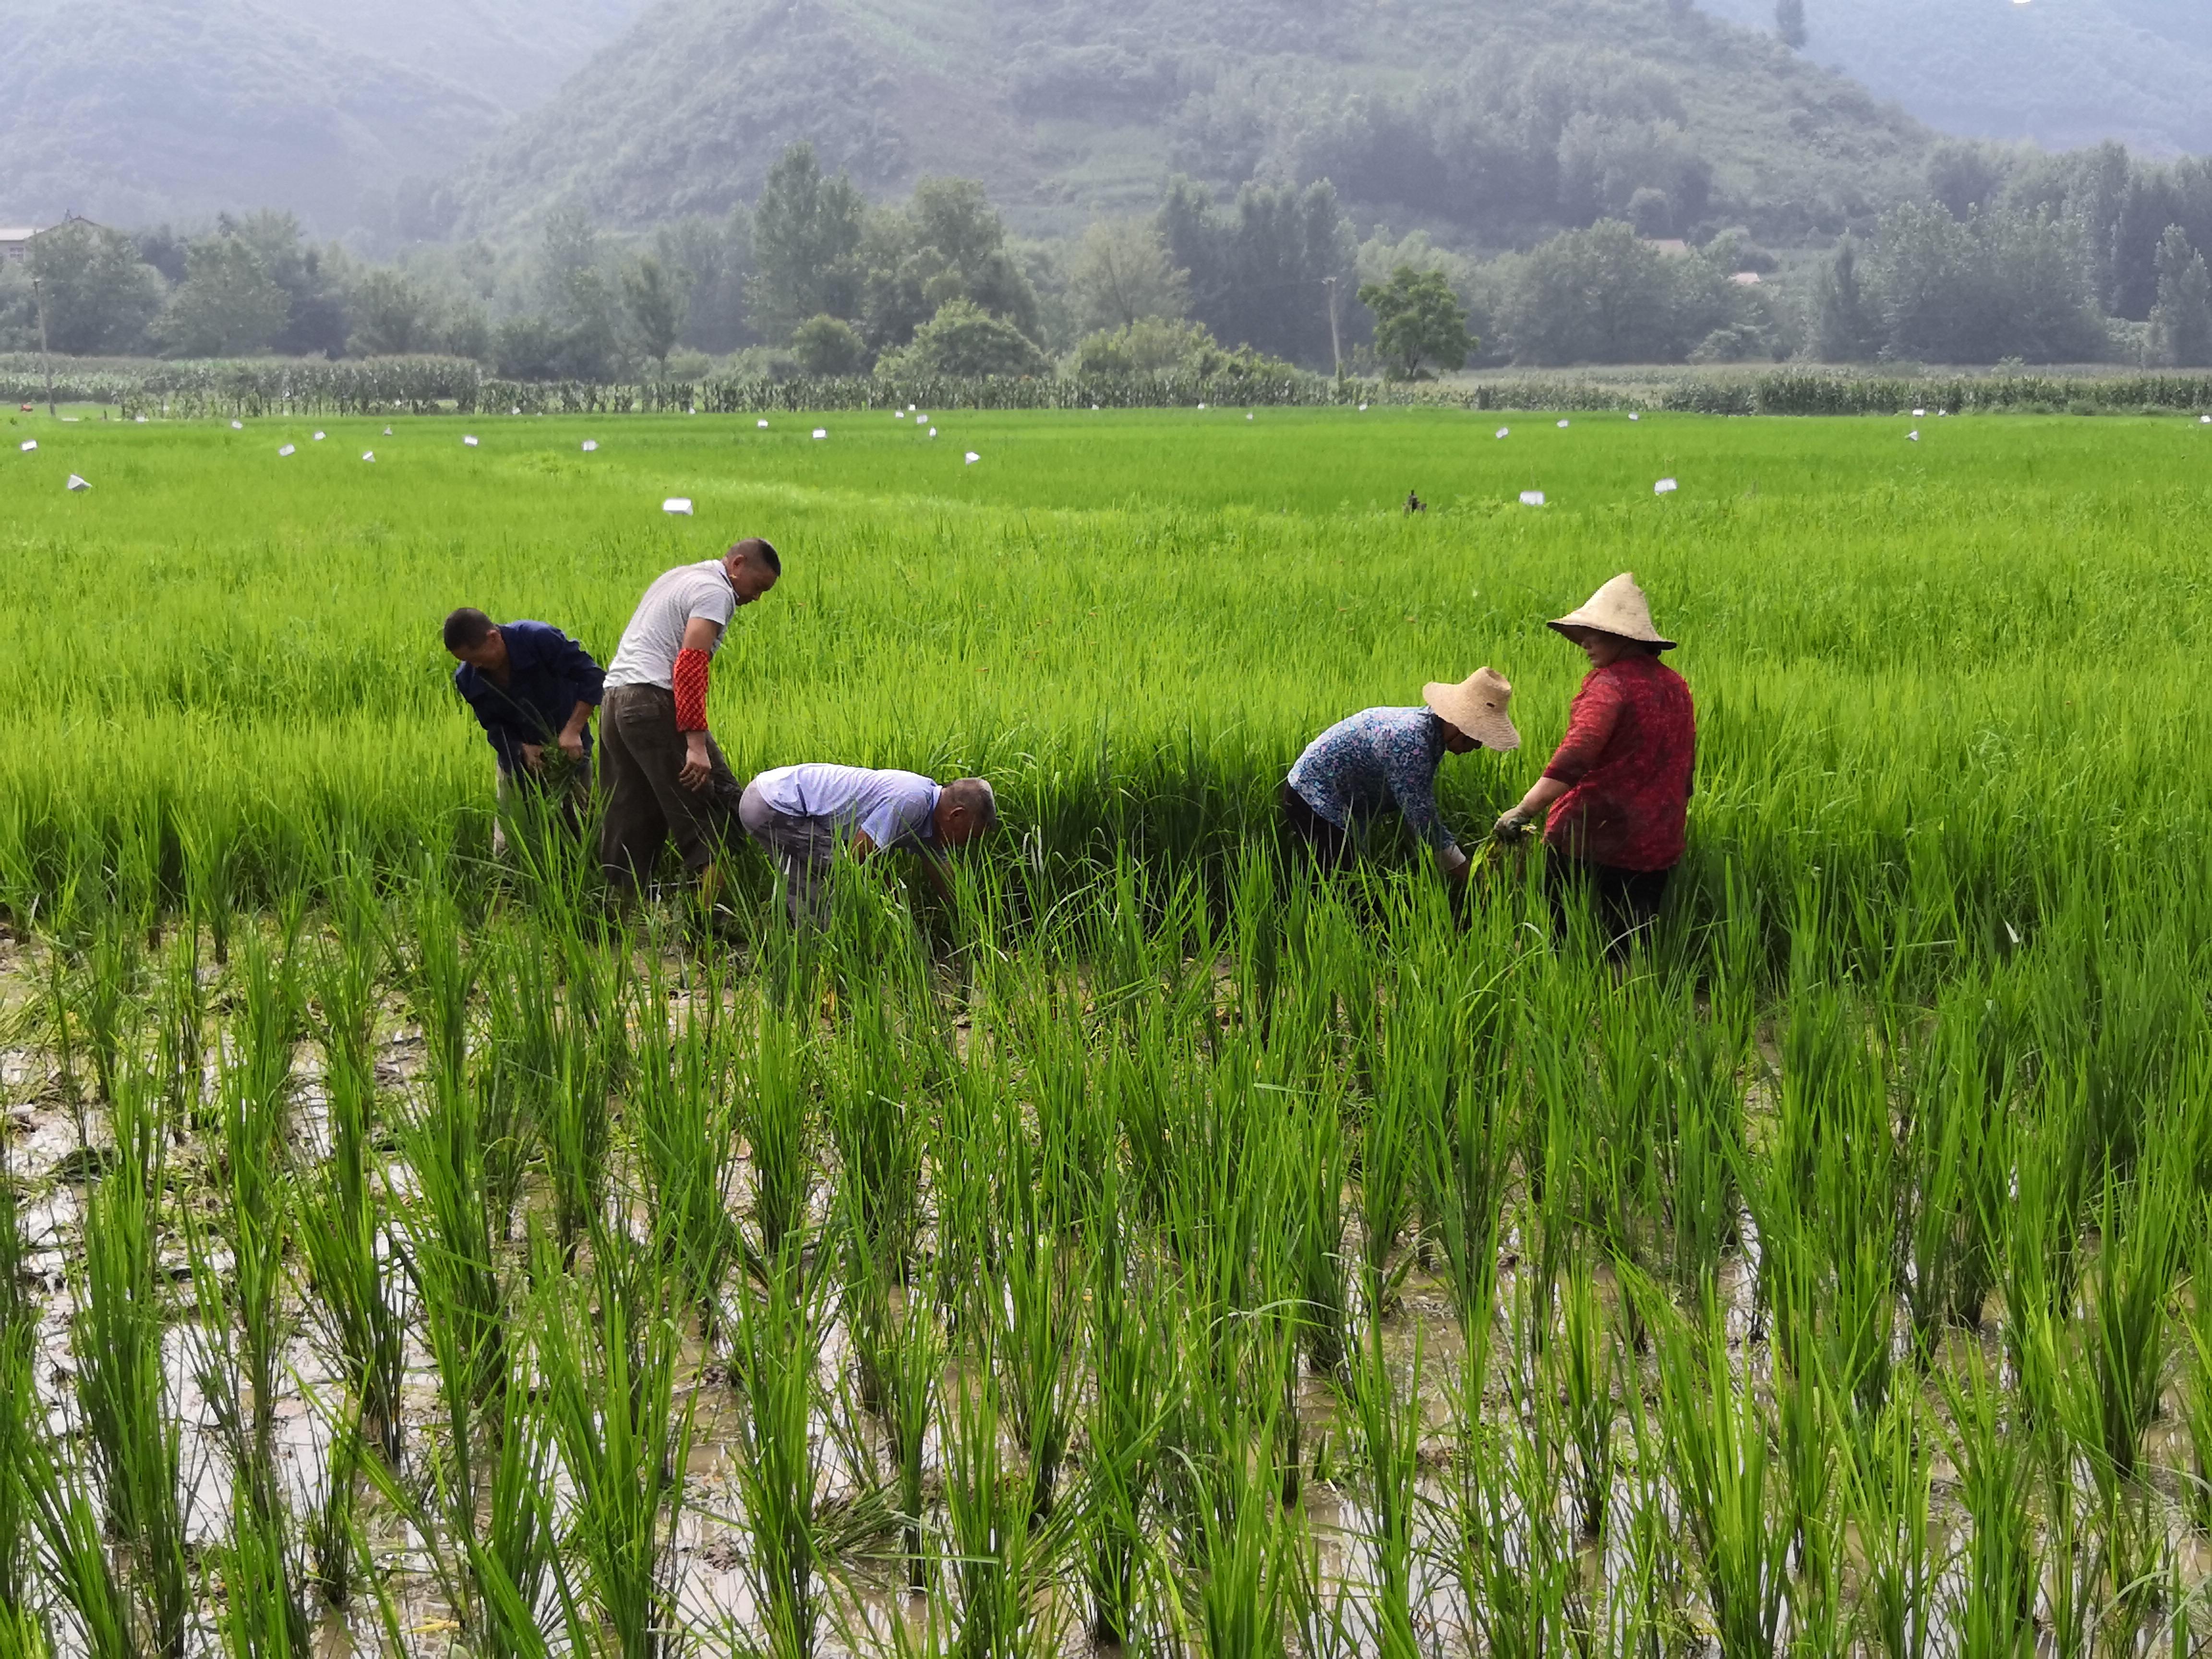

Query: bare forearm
left=1514, top=775, right=1569, bottom=819
left=561, top=700, right=593, bottom=739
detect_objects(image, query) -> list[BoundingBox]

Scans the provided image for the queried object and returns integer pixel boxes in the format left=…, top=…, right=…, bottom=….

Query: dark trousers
left=737, top=781, right=843, bottom=926
left=1547, top=854, right=1672, bottom=958
left=1280, top=781, right=1355, bottom=870
left=597, top=684, right=744, bottom=891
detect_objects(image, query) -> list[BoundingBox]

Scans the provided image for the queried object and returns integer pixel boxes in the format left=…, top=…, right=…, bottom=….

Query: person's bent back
left=737, top=763, right=996, bottom=924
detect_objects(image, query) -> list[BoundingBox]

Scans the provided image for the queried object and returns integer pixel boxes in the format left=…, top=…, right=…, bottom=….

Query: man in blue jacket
left=445, top=608, right=606, bottom=856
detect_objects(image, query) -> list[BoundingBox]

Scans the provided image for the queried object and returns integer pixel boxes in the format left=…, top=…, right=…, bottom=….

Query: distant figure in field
left=738, top=763, right=998, bottom=925
left=1495, top=572, right=1695, bottom=956
left=1283, top=670, right=1520, bottom=885
left=444, top=609, right=604, bottom=857
left=1405, top=490, right=1426, bottom=514
left=599, top=537, right=781, bottom=902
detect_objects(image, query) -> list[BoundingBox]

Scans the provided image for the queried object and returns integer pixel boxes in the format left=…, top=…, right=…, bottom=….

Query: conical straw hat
left=1422, top=667, right=1521, bottom=751
left=1548, top=572, right=1676, bottom=651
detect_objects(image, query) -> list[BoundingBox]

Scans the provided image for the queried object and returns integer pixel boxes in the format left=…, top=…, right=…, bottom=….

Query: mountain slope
left=1694, top=0, right=2212, bottom=156
left=0, top=0, right=645, bottom=233
left=444, top=0, right=1935, bottom=246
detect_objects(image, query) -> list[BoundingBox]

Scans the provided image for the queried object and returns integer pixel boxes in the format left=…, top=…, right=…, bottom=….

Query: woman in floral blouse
left=1495, top=573, right=1695, bottom=954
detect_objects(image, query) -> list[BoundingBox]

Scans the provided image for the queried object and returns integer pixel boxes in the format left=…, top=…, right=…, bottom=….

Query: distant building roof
left=1643, top=238, right=1692, bottom=257
left=1729, top=270, right=1763, bottom=285
left=0, top=228, right=46, bottom=242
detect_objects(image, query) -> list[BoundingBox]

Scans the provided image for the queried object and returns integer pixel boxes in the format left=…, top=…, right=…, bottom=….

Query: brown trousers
left=597, top=684, right=744, bottom=891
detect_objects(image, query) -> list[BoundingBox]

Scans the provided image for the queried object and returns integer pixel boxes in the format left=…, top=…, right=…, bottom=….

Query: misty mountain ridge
left=0, top=0, right=2207, bottom=249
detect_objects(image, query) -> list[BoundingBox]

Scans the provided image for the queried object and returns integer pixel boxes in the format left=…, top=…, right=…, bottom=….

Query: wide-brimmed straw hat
left=1548, top=572, right=1677, bottom=651
left=1422, top=667, right=1520, bottom=751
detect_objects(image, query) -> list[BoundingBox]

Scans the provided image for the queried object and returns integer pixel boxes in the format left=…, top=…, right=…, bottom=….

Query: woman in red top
left=1494, top=573, right=1695, bottom=955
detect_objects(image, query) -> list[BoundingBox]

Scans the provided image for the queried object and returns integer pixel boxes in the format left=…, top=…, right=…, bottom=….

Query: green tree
left=1776, top=0, right=1807, bottom=48
left=875, top=299, right=1049, bottom=377
left=749, top=142, right=866, bottom=341
left=1873, top=202, right=2109, bottom=363
left=1813, top=237, right=1878, bottom=361
left=1072, top=317, right=1217, bottom=376
left=1497, top=219, right=1683, bottom=364
left=154, top=237, right=290, bottom=358
left=792, top=313, right=866, bottom=374
left=622, top=255, right=691, bottom=373
left=225, top=211, right=349, bottom=356
left=859, top=178, right=1041, bottom=352
left=1067, top=218, right=1190, bottom=334
left=348, top=269, right=428, bottom=356
left=26, top=221, right=166, bottom=355
left=2149, top=225, right=2212, bottom=367
left=1358, top=265, right=1474, bottom=379
left=1158, top=175, right=1354, bottom=367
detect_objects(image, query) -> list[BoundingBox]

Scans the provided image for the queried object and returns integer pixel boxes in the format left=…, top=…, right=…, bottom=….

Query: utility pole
left=31, top=272, right=55, bottom=417
left=1322, top=276, right=1344, bottom=378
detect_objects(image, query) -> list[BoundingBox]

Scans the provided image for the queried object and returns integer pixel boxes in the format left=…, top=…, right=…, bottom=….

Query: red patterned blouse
left=1540, top=654, right=1695, bottom=872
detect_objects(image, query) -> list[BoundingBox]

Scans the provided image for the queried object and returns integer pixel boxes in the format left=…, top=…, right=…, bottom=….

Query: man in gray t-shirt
left=600, top=537, right=780, bottom=899
left=738, top=763, right=997, bottom=925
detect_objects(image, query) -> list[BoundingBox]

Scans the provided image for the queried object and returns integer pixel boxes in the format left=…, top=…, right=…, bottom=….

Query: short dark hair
left=443, top=607, right=495, bottom=652
left=733, top=537, right=781, bottom=576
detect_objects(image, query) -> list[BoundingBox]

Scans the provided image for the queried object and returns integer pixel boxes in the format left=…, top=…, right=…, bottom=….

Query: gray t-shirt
left=604, top=560, right=737, bottom=689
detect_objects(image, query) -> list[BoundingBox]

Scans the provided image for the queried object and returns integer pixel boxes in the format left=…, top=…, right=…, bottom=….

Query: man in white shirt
left=600, top=537, right=780, bottom=898
left=737, top=763, right=997, bottom=924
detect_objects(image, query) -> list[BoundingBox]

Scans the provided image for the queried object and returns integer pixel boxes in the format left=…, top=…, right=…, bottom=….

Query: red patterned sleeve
left=1541, top=673, right=1623, bottom=785
left=672, top=647, right=711, bottom=732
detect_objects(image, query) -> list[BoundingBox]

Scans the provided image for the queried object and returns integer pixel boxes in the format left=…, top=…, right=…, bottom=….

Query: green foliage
left=1775, top=0, right=1807, bottom=49
left=859, top=176, right=1040, bottom=353
left=1161, top=176, right=1354, bottom=369
left=2149, top=226, right=2212, bottom=368
left=748, top=142, right=866, bottom=344
left=620, top=255, right=689, bottom=372
left=876, top=298, right=1049, bottom=378
left=1872, top=202, right=2111, bottom=364
left=1358, top=265, right=1473, bottom=380
left=791, top=314, right=866, bottom=375
left=27, top=223, right=166, bottom=357
left=1813, top=238, right=1878, bottom=363
left=1495, top=220, right=1754, bottom=366
left=348, top=268, right=431, bottom=357
left=154, top=237, right=291, bottom=359
left=1067, top=218, right=1190, bottom=335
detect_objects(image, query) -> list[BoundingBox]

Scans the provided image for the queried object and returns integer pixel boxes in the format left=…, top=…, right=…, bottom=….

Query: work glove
left=1493, top=807, right=1537, bottom=842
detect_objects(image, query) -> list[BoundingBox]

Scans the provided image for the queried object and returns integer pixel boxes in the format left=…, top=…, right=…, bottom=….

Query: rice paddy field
left=1, top=402, right=2210, bottom=1657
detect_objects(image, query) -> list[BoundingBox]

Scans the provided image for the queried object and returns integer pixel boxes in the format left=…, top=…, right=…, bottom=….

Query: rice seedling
left=71, top=1065, right=192, bottom=1659
left=725, top=1241, right=829, bottom=1659
left=1839, top=1387, right=1938, bottom=1659
left=632, top=947, right=743, bottom=1335
left=538, top=1238, right=693, bottom=1659
left=1943, top=1353, right=2037, bottom=1659
left=1287, top=1094, right=1351, bottom=1378
left=1558, top=1247, right=1619, bottom=1543
left=2085, top=1160, right=2182, bottom=1486
left=1341, top=1310, right=1422, bottom=1659
left=1656, top=1292, right=1790, bottom=1659
left=1076, top=1181, right=1172, bottom=1644
left=744, top=1007, right=815, bottom=1273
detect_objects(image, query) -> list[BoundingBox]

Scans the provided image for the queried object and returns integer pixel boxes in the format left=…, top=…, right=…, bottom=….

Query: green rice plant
left=1445, top=1389, right=1575, bottom=1659
left=71, top=1066, right=191, bottom=1659
left=0, top=1162, right=36, bottom=1630
left=543, top=933, right=623, bottom=1261
left=1354, top=997, right=1429, bottom=1313
left=632, top=950, right=742, bottom=1336
left=853, top=1247, right=942, bottom=1595
left=1287, top=1095, right=1350, bottom=1378
left=1608, top=1357, right=1690, bottom=1659
left=75, top=920, right=139, bottom=1109
left=1943, top=1353, right=2037, bottom=1659
left=2085, top=1160, right=2182, bottom=1485
left=292, top=1003, right=405, bottom=1459
left=1341, top=1310, right=1421, bottom=1659
left=1840, top=1386, right=1938, bottom=1659
left=1660, top=1016, right=1744, bottom=1301
left=745, top=1007, right=814, bottom=1272
left=153, top=926, right=207, bottom=1131
left=539, top=1241, right=694, bottom=1659
left=2181, top=1210, right=2212, bottom=1532
left=990, top=1133, right=1081, bottom=1523
left=1656, top=1294, right=1789, bottom=1659
left=1559, top=1247, right=1619, bottom=1543
left=725, top=1242, right=829, bottom=1659
left=826, top=989, right=925, bottom=1276
left=11, top=1419, right=138, bottom=1659
left=298, top=1404, right=363, bottom=1609
left=938, top=1358, right=1060, bottom=1659
left=1416, top=1027, right=1508, bottom=1388
left=209, top=1478, right=307, bottom=1659
left=1077, top=1184, right=1172, bottom=1644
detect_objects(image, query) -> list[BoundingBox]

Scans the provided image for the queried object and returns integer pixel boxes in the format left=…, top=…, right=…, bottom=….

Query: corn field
left=1, top=404, right=2209, bottom=1656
